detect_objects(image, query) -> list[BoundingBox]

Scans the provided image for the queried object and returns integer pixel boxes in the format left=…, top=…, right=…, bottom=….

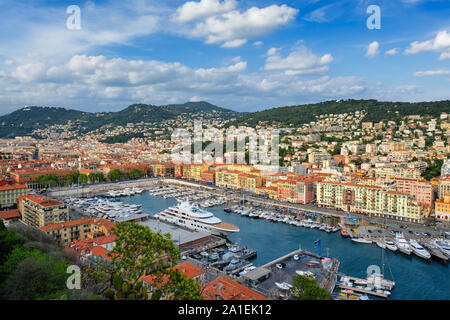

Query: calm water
left=120, top=192, right=450, bottom=300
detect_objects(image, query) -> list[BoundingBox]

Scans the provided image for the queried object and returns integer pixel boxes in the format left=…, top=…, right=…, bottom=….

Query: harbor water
left=120, top=191, right=450, bottom=300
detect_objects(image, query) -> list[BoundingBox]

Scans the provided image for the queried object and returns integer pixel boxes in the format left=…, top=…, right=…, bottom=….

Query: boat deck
left=215, top=221, right=239, bottom=231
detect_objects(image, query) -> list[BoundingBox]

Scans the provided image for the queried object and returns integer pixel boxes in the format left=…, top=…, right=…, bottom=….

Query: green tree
left=107, top=169, right=122, bottom=182
left=289, top=274, right=332, bottom=300
left=108, top=222, right=200, bottom=300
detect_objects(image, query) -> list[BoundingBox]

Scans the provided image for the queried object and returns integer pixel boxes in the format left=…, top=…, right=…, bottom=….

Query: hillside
left=0, top=101, right=240, bottom=138
left=229, top=99, right=450, bottom=127
left=0, top=106, right=89, bottom=138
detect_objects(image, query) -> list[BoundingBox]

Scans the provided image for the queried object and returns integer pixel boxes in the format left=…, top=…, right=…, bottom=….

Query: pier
left=338, top=284, right=389, bottom=298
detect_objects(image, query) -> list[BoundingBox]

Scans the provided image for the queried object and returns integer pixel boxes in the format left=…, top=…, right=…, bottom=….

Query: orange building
left=202, top=276, right=268, bottom=300
left=435, top=195, right=450, bottom=222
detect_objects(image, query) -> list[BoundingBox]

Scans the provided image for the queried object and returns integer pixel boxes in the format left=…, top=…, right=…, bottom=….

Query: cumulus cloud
left=173, top=0, right=237, bottom=22
left=405, top=30, right=450, bottom=60
left=414, top=69, right=450, bottom=77
left=385, top=48, right=399, bottom=56
left=366, top=41, right=380, bottom=58
left=264, top=46, right=333, bottom=76
left=176, top=3, right=298, bottom=48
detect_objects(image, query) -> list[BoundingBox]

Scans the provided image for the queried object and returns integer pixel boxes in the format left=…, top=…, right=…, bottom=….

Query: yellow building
left=215, top=169, right=240, bottom=189
left=435, top=195, right=450, bottom=223
left=18, top=195, right=69, bottom=228
left=0, top=184, right=28, bottom=208
left=41, top=217, right=115, bottom=244
left=238, top=173, right=262, bottom=193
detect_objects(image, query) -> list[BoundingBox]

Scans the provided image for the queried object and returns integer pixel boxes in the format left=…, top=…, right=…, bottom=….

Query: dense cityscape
left=0, top=0, right=449, bottom=310
left=0, top=100, right=449, bottom=302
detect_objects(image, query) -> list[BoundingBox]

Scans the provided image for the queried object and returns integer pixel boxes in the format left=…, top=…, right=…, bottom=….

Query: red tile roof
left=202, top=276, right=268, bottom=300
left=0, top=209, right=20, bottom=220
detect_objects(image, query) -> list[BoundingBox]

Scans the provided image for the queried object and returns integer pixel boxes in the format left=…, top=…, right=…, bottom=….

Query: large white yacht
left=409, top=240, right=431, bottom=260
left=154, top=201, right=239, bottom=237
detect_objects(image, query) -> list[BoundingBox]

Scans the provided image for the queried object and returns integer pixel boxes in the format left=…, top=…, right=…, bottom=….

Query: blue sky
left=0, top=0, right=449, bottom=114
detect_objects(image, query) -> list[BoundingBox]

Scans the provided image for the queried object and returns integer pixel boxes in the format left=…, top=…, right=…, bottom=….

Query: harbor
left=54, top=181, right=450, bottom=300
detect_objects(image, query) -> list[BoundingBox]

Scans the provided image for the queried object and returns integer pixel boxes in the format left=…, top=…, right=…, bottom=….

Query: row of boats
left=104, top=187, right=144, bottom=197
left=225, top=206, right=340, bottom=233
left=64, top=196, right=143, bottom=221
left=341, top=227, right=450, bottom=262
left=191, top=243, right=257, bottom=276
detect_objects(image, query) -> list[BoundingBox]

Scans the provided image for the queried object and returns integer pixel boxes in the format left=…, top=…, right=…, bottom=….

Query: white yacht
left=409, top=240, right=431, bottom=260
left=156, top=201, right=240, bottom=237
left=384, top=240, right=398, bottom=252
left=394, top=233, right=412, bottom=255
left=431, top=239, right=450, bottom=258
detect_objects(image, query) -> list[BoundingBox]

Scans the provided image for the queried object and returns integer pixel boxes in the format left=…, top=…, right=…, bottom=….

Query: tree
left=107, top=222, right=200, bottom=300
left=107, top=169, right=122, bottom=182
left=289, top=274, right=332, bottom=300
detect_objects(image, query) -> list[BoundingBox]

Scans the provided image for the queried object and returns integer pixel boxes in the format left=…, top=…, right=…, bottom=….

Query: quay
left=242, top=248, right=340, bottom=300
left=338, top=284, right=389, bottom=298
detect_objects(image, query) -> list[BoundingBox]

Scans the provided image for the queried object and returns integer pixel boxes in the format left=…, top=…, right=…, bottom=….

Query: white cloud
left=414, top=69, right=450, bottom=77
left=253, top=41, right=263, bottom=47
left=221, top=39, right=248, bottom=48
left=366, top=41, right=380, bottom=58
left=181, top=4, right=298, bottom=48
left=385, top=48, right=399, bottom=56
left=173, top=0, right=237, bottom=22
left=264, top=46, right=333, bottom=76
left=405, top=30, right=450, bottom=59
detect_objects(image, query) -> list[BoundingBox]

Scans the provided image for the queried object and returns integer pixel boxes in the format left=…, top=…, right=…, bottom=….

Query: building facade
left=18, top=195, right=69, bottom=228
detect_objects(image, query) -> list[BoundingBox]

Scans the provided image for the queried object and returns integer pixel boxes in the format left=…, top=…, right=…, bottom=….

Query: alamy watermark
left=66, top=265, right=81, bottom=289
left=66, top=5, right=81, bottom=30
left=171, top=121, right=283, bottom=166
left=366, top=5, right=381, bottom=30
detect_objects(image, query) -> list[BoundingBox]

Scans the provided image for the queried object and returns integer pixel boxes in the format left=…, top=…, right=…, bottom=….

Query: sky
left=0, top=0, right=449, bottom=114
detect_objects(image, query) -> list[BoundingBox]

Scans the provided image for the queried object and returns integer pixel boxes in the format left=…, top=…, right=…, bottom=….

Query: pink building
left=394, top=178, right=434, bottom=207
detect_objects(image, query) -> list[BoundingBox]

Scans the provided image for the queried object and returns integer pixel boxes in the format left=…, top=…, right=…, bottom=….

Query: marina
left=59, top=182, right=450, bottom=300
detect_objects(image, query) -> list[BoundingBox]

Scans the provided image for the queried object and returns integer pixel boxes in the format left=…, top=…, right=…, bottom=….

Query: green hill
left=0, top=101, right=239, bottom=138
left=229, top=99, right=450, bottom=127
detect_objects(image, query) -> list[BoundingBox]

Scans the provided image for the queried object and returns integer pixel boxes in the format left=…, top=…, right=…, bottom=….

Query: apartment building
left=374, top=166, right=421, bottom=180
left=435, top=195, right=450, bottom=223
left=0, top=183, right=28, bottom=208
left=439, top=175, right=450, bottom=198
left=393, top=178, right=434, bottom=207
left=276, top=178, right=316, bottom=204
left=317, top=181, right=426, bottom=223
left=215, top=169, right=240, bottom=189
left=18, top=194, right=69, bottom=228
left=41, top=217, right=115, bottom=244
left=10, top=168, right=73, bottom=187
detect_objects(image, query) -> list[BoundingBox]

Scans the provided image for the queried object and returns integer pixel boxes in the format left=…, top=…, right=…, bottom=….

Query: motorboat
left=384, top=240, right=398, bottom=252
left=296, top=270, right=315, bottom=278
left=394, top=233, right=412, bottom=255
left=275, top=282, right=292, bottom=291
left=431, top=239, right=450, bottom=258
left=351, top=236, right=372, bottom=244
left=409, top=240, right=431, bottom=260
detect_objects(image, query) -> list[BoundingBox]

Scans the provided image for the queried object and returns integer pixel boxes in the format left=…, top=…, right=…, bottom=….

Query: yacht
left=409, top=240, right=431, bottom=260
left=394, top=233, right=412, bottom=255
left=384, top=240, right=398, bottom=252
left=351, top=236, right=372, bottom=244
left=431, top=239, right=450, bottom=258
left=157, top=201, right=239, bottom=237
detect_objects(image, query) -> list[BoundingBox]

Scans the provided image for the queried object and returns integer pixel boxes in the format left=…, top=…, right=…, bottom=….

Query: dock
left=338, top=284, right=389, bottom=298
left=340, top=274, right=395, bottom=289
